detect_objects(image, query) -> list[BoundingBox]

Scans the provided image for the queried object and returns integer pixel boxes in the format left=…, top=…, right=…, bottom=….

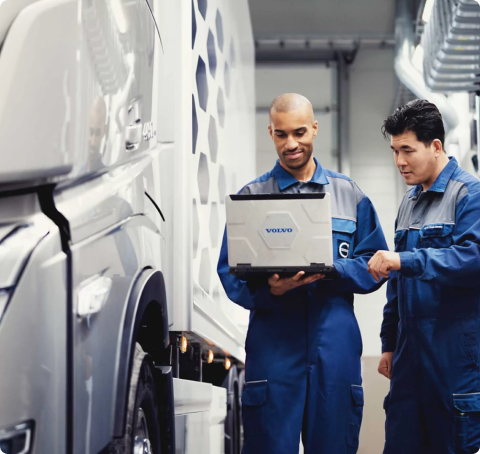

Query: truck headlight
left=0, top=422, right=33, bottom=454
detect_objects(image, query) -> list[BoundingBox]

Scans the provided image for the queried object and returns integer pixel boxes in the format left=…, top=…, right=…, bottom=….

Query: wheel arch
left=113, top=268, right=170, bottom=438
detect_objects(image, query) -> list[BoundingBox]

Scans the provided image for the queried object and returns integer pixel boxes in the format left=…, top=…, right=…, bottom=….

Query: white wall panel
left=349, top=48, right=399, bottom=357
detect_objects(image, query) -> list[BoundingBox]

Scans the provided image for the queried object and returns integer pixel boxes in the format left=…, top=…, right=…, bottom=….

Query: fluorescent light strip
left=412, top=45, right=424, bottom=73
left=422, top=0, right=435, bottom=23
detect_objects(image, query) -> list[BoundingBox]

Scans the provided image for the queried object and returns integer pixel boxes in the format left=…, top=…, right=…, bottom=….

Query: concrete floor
left=298, top=356, right=390, bottom=454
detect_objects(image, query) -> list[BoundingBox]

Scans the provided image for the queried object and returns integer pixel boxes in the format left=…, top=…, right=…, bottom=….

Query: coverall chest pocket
left=418, top=223, right=454, bottom=249
left=394, top=229, right=408, bottom=252
left=242, top=380, right=268, bottom=436
left=332, top=218, right=356, bottom=260
left=346, top=385, right=364, bottom=449
left=452, top=393, right=480, bottom=453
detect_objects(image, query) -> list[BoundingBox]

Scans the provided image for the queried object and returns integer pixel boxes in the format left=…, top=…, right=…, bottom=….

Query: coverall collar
left=410, top=156, right=458, bottom=198
left=273, top=157, right=329, bottom=191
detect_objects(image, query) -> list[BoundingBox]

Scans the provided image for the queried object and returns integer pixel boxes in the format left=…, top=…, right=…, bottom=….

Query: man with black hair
left=368, top=99, right=480, bottom=454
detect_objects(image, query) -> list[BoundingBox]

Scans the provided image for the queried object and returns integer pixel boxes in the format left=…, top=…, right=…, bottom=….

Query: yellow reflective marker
left=180, top=335, right=188, bottom=353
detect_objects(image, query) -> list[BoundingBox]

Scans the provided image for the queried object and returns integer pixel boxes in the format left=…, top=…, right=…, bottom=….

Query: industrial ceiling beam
left=255, top=34, right=395, bottom=63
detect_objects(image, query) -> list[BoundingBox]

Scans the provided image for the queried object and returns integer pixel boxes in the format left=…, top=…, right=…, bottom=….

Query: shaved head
left=269, top=93, right=314, bottom=123
left=268, top=93, right=318, bottom=174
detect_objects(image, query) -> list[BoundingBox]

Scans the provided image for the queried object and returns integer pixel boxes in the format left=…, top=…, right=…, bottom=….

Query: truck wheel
left=237, top=369, right=245, bottom=450
left=223, top=366, right=241, bottom=454
left=233, top=378, right=241, bottom=454
left=109, top=343, right=162, bottom=454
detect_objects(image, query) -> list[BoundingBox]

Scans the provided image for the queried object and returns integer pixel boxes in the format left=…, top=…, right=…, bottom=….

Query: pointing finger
left=378, top=273, right=390, bottom=280
left=368, top=253, right=379, bottom=268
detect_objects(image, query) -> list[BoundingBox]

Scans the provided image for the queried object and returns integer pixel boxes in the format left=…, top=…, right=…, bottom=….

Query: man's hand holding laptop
left=269, top=272, right=325, bottom=296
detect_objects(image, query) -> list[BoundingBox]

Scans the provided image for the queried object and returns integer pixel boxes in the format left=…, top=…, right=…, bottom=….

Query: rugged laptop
left=225, top=193, right=334, bottom=279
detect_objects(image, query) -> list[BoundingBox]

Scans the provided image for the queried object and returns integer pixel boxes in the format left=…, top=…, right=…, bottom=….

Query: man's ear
left=313, top=120, right=318, bottom=137
left=268, top=124, right=274, bottom=140
left=433, top=138, right=443, bottom=157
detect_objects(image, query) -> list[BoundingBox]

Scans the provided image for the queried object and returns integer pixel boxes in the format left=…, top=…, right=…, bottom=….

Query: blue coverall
left=218, top=158, right=388, bottom=454
left=381, top=157, right=480, bottom=454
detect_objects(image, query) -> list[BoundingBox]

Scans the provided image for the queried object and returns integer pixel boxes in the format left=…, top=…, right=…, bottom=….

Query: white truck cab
left=0, top=1, right=255, bottom=453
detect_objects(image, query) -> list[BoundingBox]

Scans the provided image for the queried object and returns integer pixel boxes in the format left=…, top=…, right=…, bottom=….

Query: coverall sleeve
left=380, top=274, right=399, bottom=353
left=330, top=196, right=389, bottom=294
left=399, top=192, right=480, bottom=287
left=217, top=229, right=285, bottom=310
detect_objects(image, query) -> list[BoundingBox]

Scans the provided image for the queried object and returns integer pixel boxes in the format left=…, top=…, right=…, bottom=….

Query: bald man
left=218, top=93, right=388, bottom=454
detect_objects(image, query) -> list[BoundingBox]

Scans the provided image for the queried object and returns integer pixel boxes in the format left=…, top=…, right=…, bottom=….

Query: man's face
left=391, top=130, right=442, bottom=187
left=268, top=107, right=318, bottom=170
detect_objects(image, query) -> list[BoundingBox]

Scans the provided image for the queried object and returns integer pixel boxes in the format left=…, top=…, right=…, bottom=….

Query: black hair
left=382, top=99, right=445, bottom=147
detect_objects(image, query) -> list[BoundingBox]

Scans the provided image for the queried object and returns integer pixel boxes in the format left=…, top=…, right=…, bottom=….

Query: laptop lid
left=225, top=193, right=333, bottom=271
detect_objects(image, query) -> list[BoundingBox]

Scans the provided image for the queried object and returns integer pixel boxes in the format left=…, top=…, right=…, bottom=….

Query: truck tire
left=223, top=366, right=241, bottom=454
left=237, top=368, right=245, bottom=450
left=109, top=343, right=162, bottom=454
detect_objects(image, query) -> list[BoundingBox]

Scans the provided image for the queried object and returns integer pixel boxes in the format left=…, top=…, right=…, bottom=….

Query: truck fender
left=113, top=268, right=170, bottom=437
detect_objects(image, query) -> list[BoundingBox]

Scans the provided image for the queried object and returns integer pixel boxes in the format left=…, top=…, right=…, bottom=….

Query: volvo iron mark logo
left=338, top=241, right=350, bottom=258
left=265, top=228, right=294, bottom=233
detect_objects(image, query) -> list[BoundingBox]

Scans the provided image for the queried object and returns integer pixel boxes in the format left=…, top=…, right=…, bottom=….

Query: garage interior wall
left=349, top=48, right=399, bottom=454
left=255, top=48, right=400, bottom=453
